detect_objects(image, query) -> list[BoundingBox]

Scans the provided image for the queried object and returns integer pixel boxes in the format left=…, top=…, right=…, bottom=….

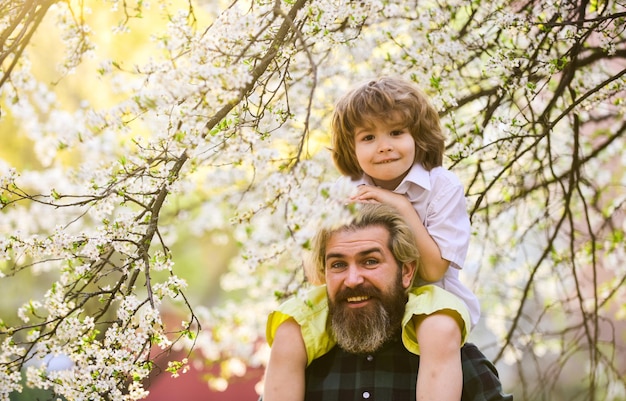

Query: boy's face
left=353, top=117, right=415, bottom=190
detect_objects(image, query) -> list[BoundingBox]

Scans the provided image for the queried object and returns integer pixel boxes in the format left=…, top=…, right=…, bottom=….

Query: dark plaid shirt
left=304, top=340, right=513, bottom=401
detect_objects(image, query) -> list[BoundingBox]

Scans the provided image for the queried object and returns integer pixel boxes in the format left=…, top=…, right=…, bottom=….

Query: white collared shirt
left=348, top=163, right=481, bottom=326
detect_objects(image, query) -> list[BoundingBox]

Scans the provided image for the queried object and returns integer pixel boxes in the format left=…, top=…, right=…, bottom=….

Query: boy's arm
left=403, top=207, right=450, bottom=282
left=263, top=318, right=306, bottom=401
left=351, top=185, right=449, bottom=281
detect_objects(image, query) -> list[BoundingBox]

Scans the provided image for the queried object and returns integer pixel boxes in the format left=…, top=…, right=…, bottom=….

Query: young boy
left=264, top=77, right=480, bottom=401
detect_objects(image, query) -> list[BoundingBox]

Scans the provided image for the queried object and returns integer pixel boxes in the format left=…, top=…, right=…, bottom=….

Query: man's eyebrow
left=325, top=247, right=383, bottom=261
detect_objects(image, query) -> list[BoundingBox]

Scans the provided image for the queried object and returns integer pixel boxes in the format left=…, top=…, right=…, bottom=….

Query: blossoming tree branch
left=1, top=0, right=625, bottom=400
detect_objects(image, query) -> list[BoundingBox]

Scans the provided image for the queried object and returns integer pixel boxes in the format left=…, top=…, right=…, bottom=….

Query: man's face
left=324, top=225, right=415, bottom=353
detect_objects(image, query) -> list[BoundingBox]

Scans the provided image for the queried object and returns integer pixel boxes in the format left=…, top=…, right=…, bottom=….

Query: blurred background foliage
left=1, top=0, right=625, bottom=400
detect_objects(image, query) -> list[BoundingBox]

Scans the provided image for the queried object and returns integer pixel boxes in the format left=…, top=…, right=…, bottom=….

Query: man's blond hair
left=307, top=203, right=420, bottom=290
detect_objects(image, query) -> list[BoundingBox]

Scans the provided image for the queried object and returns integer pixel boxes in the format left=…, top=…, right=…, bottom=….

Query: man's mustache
left=335, top=285, right=382, bottom=303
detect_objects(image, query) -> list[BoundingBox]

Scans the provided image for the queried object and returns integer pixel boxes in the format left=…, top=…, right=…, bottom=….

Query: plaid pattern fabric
left=459, top=343, right=514, bottom=401
left=304, top=340, right=513, bottom=401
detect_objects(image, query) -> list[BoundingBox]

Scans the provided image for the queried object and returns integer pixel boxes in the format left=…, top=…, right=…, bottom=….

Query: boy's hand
left=350, top=185, right=412, bottom=212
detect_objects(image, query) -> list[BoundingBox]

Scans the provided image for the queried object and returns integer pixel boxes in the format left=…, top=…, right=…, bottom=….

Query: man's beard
left=328, top=276, right=407, bottom=354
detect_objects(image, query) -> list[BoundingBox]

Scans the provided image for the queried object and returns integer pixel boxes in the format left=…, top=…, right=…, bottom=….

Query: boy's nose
left=377, top=139, right=392, bottom=152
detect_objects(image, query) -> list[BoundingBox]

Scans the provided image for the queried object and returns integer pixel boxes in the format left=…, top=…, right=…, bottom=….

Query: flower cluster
left=1, top=0, right=625, bottom=400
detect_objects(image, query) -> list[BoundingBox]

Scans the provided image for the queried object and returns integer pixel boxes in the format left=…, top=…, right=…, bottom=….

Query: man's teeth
left=347, top=296, right=369, bottom=303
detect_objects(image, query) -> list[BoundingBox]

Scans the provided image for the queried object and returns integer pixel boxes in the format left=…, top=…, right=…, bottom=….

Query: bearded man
left=263, top=204, right=513, bottom=401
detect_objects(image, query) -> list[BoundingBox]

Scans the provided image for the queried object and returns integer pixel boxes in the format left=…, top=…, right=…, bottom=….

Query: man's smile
left=347, top=295, right=370, bottom=303
left=336, top=283, right=382, bottom=308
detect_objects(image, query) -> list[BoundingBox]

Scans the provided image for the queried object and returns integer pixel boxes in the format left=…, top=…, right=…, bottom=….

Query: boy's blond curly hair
left=331, top=76, right=446, bottom=180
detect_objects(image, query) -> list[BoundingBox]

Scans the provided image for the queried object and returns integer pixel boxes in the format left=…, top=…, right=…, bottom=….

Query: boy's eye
left=390, top=129, right=406, bottom=136
left=360, top=134, right=374, bottom=141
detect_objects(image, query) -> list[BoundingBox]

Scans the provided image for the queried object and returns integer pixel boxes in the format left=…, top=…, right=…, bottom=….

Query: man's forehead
left=325, top=225, right=390, bottom=257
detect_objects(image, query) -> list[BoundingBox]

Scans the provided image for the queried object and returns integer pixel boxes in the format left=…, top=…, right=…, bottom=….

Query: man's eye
left=329, top=261, right=347, bottom=269
left=363, top=259, right=379, bottom=267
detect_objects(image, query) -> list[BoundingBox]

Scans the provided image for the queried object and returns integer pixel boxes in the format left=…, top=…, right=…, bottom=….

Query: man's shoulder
left=460, top=343, right=514, bottom=401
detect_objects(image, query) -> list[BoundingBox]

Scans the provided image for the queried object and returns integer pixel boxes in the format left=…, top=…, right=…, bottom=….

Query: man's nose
left=344, top=266, right=364, bottom=288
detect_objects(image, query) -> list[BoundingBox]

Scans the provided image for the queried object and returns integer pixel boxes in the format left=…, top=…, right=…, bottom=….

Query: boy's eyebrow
left=354, top=121, right=406, bottom=133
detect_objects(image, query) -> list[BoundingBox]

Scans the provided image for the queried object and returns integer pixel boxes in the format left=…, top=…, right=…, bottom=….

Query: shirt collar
left=394, top=163, right=431, bottom=194
left=353, top=164, right=431, bottom=199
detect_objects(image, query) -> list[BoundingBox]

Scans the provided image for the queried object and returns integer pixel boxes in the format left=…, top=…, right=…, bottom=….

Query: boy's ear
left=401, top=261, right=416, bottom=289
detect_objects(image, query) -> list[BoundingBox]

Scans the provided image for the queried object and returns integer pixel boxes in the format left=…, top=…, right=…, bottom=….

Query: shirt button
left=362, top=391, right=371, bottom=399
left=366, top=355, right=374, bottom=362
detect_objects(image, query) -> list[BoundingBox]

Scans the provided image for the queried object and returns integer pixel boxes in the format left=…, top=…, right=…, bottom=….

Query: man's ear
left=401, top=262, right=416, bottom=289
